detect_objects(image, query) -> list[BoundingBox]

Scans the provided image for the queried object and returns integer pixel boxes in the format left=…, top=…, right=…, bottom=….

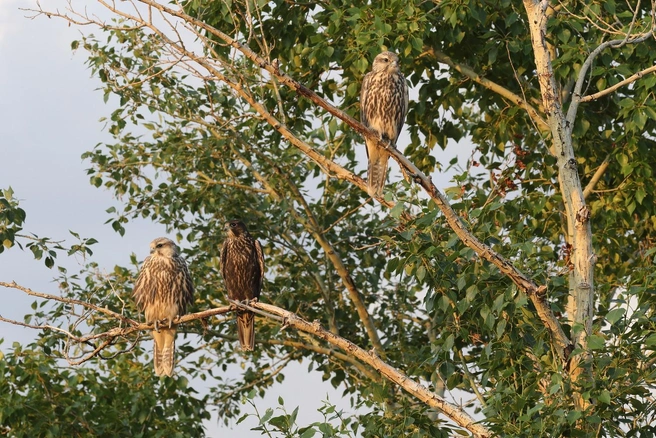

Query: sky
left=0, top=1, right=472, bottom=435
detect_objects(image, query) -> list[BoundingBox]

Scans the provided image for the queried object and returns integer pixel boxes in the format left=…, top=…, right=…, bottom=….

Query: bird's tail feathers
left=366, top=140, right=389, bottom=197
left=153, top=327, right=176, bottom=377
left=237, top=311, right=256, bottom=351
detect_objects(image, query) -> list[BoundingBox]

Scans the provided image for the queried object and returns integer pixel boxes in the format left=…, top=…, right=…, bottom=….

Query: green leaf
left=260, top=408, right=274, bottom=424
left=598, top=389, right=611, bottom=405
left=645, top=333, right=656, bottom=347
left=605, top=308, right=625, bottom=325
left=415, top=265, right=426, bottom=281
left=300, top=428, right=317, bottom=438
left=390, top=202, right=405, bottom=218
left=587, top=334, right=605, bottom=350
left=566, top=410, right=582, bottom=424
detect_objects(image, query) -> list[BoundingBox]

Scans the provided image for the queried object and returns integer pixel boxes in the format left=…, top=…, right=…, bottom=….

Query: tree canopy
left=2, top=0, right=656, bottom=436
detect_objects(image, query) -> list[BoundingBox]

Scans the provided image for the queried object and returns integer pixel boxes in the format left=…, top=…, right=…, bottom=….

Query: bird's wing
left=180, top=257, right=195, bottom=308
left=255, top=239, right=265, bottom=290
left=395, top=76, right=409, bottom=143
left=133, top=255, right=151, bottom=303
left=360, top=72, right=372, bottom=128
left=220, top=240, right=228, bottom=280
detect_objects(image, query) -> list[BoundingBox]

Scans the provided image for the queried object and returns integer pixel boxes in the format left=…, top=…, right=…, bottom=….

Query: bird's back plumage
left=221, top=220, right=264, bottom=351
left=360, top=51, right=409, bottom=197
left=133, top=237, right=194, bottom=376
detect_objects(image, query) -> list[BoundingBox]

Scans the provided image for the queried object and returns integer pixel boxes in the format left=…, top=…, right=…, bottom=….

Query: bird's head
left=226, top=220, right=248, bottom=238
left=371, top=51, right=401, bottom=74
left=149, top=237, right=179, bottom=257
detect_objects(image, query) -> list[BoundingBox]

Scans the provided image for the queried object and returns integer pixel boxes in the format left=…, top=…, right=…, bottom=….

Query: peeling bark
left=523, top=0, right=595, bottom=412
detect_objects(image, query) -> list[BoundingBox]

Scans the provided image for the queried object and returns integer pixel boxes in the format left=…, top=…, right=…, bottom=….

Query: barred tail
left=366, top=139, right=389, bottom=197
left=237, top=311, right=256, bottom=351
left=153, top=328, right=176, bottom=377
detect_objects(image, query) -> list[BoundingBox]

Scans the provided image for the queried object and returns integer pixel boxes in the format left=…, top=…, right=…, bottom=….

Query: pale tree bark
left=523, top=0, right=595, bottom=411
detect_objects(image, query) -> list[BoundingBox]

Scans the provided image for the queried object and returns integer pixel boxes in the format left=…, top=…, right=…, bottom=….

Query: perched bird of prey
left=133, top=237, right=194, bottom=377
left=360, top=50, right=409, bottom=197
left=220, top=220, right=264, bottom=351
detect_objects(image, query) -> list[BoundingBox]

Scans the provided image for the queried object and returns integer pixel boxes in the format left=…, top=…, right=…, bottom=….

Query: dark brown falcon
left=360, top=50, right=409, bottom=197
left=133, top=237, right=194, bottom=376
left=220, top=220, right=264, bottom=351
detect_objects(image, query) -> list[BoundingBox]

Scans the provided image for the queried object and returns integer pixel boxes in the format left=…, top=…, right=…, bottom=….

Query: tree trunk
left=523, top=0, right=595, bottom=413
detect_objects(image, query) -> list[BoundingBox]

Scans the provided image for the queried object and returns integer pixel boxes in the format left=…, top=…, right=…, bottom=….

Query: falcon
left=133, top=237, right=194, bottom=376
left=360, top=50, right=409, bottom=197
left=220, top=220, right=264, bottom=351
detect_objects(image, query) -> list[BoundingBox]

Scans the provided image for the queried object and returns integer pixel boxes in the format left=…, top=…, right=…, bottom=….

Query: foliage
left=2, top=0, right=656, bottom=436
left=0, top=187, right=25, bottom=254
left=0, top=339, right=209, bottom=437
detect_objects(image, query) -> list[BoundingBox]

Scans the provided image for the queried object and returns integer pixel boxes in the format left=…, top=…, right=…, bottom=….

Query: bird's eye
left=156, top=243, right=163, bottom=248
left=230, top=223, right=237, bottom=227
left=382, top=58, right=389, bottom=63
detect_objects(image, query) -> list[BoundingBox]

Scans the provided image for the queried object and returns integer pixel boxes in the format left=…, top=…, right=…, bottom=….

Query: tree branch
left=566, top=26, right=654, bottom=125
left=579, top=65, right=656, bottom=103
left=424, top=47, right=548, bottom=131
left=583, top=155, right=611, bottom=199
left=0, top=280, right=135, bottom=324
left=256, top=154, right=386, bottom=355
left=524, top=0, right=596, bottom=411
left=247, top=301, right=492, bottom=438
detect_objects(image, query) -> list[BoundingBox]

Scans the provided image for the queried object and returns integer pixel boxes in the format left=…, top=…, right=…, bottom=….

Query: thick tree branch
left=248, top=302, right=491, bottom=438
